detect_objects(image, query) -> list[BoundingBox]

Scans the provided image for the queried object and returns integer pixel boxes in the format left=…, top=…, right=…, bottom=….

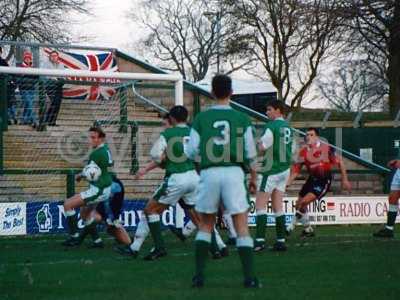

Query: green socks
left=148, top=214, right=165, bottom=250
left=194, top=231, right=211, bottom=278
left=65, top=210, right=78, bottom=236
left=237, top=236, right=255, bottom=280
left=210, top=230, right=219, bottom=254
left=255, top=211, right=267, bottom=245
left=275, top=213, right=286, bottom=242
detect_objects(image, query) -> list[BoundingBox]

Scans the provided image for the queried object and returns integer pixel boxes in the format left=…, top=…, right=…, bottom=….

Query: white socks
left=130, top=213, right=150, bottom=252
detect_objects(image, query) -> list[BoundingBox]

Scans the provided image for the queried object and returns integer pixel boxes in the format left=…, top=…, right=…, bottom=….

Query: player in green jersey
left=185, top=74, right=259, bottom=288
left=254, top=100, right=293, bottom=252
left=117, top=105, right=201, bottom=260
left=62, top=126, right=113, bottom=246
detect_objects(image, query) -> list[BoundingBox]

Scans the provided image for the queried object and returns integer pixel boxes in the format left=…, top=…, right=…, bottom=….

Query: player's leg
left=374, top=170, right=400, bottom=237
left=296, top=192, right=318, bottom=236
left=271, top=189, right=287, bottom=251
left=170, top=199, right=199, bottom=241
left=232, top=212, right=259, bottom=288
left=82, top=207, right=104, bottom=248
left=74, top=206, right=103, bottom=247
left=117, top=211, right=149, bottom=257
left=222, top=212, right=237, bottom=245
left=374, top=191, right=400, bottom=238
left=271, top=169, right=290, bottom=251
left=193, top=213, right=216, bottom=287
left=254, top=191, right=270, bottom=251
left=143, top=199, right=169, bottom=260
left=222, top=167, right=259, bottom=288
left=107, top=224, right=132, bottom=245
left=62, top=193, right=85, bottom=244
left=192, top=168, right=220, bottom=287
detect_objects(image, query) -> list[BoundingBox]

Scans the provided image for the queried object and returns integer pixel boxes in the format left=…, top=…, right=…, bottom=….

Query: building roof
left=196, top=78, right=276, bottom=95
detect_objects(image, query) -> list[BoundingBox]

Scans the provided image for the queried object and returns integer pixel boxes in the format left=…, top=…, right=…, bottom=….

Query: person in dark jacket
left=0, top=47, right=17, bottom=125
left=17, top=51, right=38, bottom=128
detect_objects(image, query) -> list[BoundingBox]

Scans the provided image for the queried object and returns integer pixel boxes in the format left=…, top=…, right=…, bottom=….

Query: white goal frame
left=0, top=66, right=184, bottom=105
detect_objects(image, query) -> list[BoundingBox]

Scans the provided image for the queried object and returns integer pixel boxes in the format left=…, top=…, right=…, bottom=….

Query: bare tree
left=345, top=0, right=400, bottom=115
left=318, top=60, right=385, bottom=111
left=0, top=0, right=88, bottom=59
left=224, top=0, right=347, bottom=108
left=129, top=0, right=254, bottom=82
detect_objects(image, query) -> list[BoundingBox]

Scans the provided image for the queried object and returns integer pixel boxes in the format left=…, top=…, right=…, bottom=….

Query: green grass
left=1, top=225, right=400, bottom=300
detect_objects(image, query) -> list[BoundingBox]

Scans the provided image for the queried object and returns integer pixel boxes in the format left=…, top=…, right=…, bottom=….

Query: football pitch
left=1, top=225, right=400, bottom=300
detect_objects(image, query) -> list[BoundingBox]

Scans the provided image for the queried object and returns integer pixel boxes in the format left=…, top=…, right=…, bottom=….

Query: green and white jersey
left=150, top=124, right=195, bottom=176
left=185, top=105, right=257, bottom=170
left=259, top=117, right=293, bottom=176
left=88, top=144, right=113, bottom=189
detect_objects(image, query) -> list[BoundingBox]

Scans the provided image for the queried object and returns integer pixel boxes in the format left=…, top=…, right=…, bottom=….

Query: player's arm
left=244, top=125, right=258, bottom=194
left=287, top=163, right=302, bottom=187
left=388, top=159, right=400, bottom=169
left=150, top=134, right=167, bottom=164
left=334, top=151, right=352, bottom=191
left=185, top=128, right=200, bottom=161
left=257, top=128, right=273, bottom=155
left=134, top=161, right=160, bottom=179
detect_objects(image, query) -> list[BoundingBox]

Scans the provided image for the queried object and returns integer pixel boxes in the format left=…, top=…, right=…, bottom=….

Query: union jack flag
left=43, top=48, right=119, bottom=101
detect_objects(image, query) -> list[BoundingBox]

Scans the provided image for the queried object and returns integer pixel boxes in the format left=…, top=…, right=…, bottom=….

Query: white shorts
left=195, top=166, right=249, bottom=215
left=153, top=170, right=199, bottom=206
left=391, top=169, right=400, bottom=191
left=259, top=169, right=290, bottom=193
left=80, top=184, right=112, bottom=204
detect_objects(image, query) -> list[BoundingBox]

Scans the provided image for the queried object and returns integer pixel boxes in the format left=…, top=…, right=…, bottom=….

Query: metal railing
left=230, top=100, right=391, bottom=174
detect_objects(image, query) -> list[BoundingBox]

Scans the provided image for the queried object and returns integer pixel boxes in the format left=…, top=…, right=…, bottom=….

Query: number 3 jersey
left=185, top=105, right=257, bottom=170
left=150, top=124, right=195, bottom=176
left=259, top=118, right=293, bottom=176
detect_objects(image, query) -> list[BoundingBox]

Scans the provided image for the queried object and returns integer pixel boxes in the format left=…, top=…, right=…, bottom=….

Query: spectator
left=42, top=50, right=65, bottom=126
left=0, top=47, right=17, bottom=125
left=17, top=51, right=38, bottom=128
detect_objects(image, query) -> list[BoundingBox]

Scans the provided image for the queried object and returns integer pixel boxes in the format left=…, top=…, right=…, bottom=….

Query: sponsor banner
left=0, top=202, right=27, bottom=235
left=247, top=196, right=398, bottom=226
left=26, top=200, right=188, bottom=235
left=1, top=196, right=398, bottom=236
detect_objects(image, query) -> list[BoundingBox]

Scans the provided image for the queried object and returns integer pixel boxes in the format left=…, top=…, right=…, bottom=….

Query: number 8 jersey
left=186, top=105, right=256, bottom=170
left=259, top=117, right=293, bottom=176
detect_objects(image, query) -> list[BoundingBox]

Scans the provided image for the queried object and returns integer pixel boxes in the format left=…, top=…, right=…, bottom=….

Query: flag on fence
left=43, top=48, right=119, bottom=101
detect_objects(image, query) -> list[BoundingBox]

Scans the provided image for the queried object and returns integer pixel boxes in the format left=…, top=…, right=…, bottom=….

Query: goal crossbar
left=0, top=66, right=184, bottom=105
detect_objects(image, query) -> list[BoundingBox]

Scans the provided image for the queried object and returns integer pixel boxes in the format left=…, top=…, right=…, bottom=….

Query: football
left=82, top=162, right=102, bottom=182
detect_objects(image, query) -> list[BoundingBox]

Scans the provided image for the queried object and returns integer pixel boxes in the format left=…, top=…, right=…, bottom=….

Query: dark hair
left=50, top=50, right=59, bottom=55
left=307, top=127, right=320, bottom=136
left=161, top=113, right=170, bottom=120
left=89, top=126, right=106, bottom=138
left=169, top=105, right=188, bottom=123
left=212, top=74, right=232, bottom=99
left=0, top=47, right=2, bottom=53
left=267, top=100, right=287, bottom=114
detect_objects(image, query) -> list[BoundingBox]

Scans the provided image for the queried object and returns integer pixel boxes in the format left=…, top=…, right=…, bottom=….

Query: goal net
left=0, top=66, right=182, bottom=235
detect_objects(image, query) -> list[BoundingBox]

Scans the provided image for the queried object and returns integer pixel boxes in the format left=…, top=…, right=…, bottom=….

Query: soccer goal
left=0, top=66, right=183, bottom=235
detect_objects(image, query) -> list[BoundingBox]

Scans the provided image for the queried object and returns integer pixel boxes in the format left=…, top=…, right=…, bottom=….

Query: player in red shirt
left=286, top=128, right=351, bottom=237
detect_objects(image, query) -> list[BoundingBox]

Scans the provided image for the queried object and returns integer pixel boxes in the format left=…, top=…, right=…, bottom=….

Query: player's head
left=211, top=74, right=232, bottom=100
left=305, top=127, right=320, bottom=145
left=161, top=113, right=171, bottom=128
left=89, top=126, right=106, bottom=147
left=169, top=105, right=188, bottom=125
left=266, top=100, right=286, bottom=120
left=49, top=50, right=60, bottom=63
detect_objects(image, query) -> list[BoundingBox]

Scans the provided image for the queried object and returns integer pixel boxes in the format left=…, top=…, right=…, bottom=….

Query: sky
left=70, top=0, right=138, bottom=51
left=68, top=0, right=326, bottom=108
